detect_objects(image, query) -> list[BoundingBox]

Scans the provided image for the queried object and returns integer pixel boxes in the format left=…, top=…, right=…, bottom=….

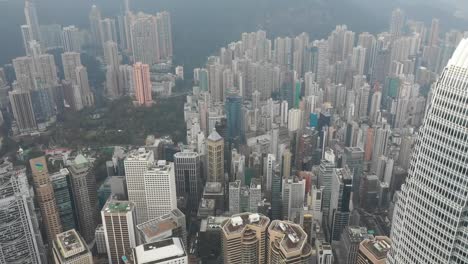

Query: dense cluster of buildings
left=1, top=1, right=467, bottom=264
left=0, top=0, right=176, bottom=136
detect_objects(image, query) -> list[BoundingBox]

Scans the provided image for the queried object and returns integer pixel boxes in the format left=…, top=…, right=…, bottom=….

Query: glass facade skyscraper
left=388, top=38, right=468, bottom=264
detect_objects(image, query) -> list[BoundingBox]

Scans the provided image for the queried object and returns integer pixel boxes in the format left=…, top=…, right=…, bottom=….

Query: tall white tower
left=388, top=39, right=468, bottom=264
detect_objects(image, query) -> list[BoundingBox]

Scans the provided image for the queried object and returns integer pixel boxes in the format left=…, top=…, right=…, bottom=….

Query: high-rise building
left=174, top=151, right=202, bottom=210
left=130, top=13, right=160, bottom=65
left=388, top=39, right=468, bottom=264
left=144, top=160, right=177, bottom=220
left=104, top=41, right=123, bottom=99
left=428, top=18, right=440, bottom=47
left=61, top=26, right=82, bottom=52
left=132, top=238, right=188, bottom=264
left=0, top=161, right=44, bottom=264
left=338, top=226, right=371, bottom=264
left=75, top=65, right=95, bottom=109
left=267, top=220, right=313, bottom=263
left=69, top=154, right=98, bottom=244
left=271, top=165, right=282, bottom=220
left=282, top=179, right=306, bottom=224
left=24, top=0, right=42, bottom=43
left=225, top=95, right=243, bottom=148
left=329, top=168, right=352, bottom=242
left=50, top=168, right=77, bottom=231
left=100, top=18, right=118, bottom=45
left=137, top=208, right=187, bottom=248
left=229, top=180, right=241, bottom=214
left=101, top=200, right=137, bottom=264
left=30, top=156, right=62, bottom=241
left=342, top=147, right=364, bottom=203
left=61, top=52, right=82, bottom=84
left=318, top=150, right=336, bottom=219
left=156, top=11, right=173, bottom=61
left=124, top=148, right=154, bottom=224
left=357, top=236, right=391, bottom=264
left=9, top=89, right=37, bottom=132
left=221, top=213, right=270, bottom=264
left=133, top=62, right=153, bottom=107
left=21, top=25, right=33, bottom=56
left=207, top=129, right=224, bottom=183
left=89, top=5, right=103, bottom=50
left=389, top=9, right=405, bottom=38
left=52, top=229, right=93, bottom=264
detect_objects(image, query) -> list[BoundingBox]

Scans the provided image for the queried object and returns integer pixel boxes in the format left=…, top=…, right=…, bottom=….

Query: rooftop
left=126, top=148, right=153, bottom=161
left=204, top=182, right=223, bottom=194
left=103, top=200, right=134, bottom=214
left=222, top=212, right=270, bottom=235
left=55, top=229, right=88, bottom=259
left=133, top=238, right=186, bottom=263
left=147, top=160, right=173, bottom=173
left=361, top=236, right=392, bottom=260
left=207, top=129, right=223, bottom=141
left=269, top=220, right=309, bottom=254
left=137, top=209, right=184, bottom=242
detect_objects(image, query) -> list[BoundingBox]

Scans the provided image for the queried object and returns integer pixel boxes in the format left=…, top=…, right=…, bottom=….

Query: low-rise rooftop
left=133, top=237, right=186, bottom=263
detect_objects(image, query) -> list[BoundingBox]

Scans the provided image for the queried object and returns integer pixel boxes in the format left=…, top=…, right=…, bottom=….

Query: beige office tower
left=52, top=229, right=93, bottom=264
left=267, top=220, right=313, bottom=263
left=221, top=213, right=270, bottom=264
left=30, top=156, right=62, bottom=241
left=207, top=129, right=224, bottom=183
left=102, top=200, right=137, bottom=264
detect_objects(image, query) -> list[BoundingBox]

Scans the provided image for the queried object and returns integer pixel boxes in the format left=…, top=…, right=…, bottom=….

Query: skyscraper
left=144, top=160, right=177, bottom=220
left=9, top=89, right=37, bottom=132
left=388, top=39, right=468, bottom=264
left=24, top=0, right=42, bottom=43
left=225, top=95, right=243, bottom=148
left=69, top=155, right=98, bottom=244
left=156, top=11, right=173, bottom=61
left=50, top=169, right=77, bottom=231
left=30, top=156, right=62, bottom=242
left=221, top=213, right=270, bottom=264
left=174, top=151, right=202, bottom=210
left=21, top=25, right=33, bottom=56
left=318, top=150, right=336, bottom=220
left=130, top=13, right=160, bottom=65
left=101, top=200, right=137, bottom=264
left=0, top=161, right=44, bottom=264
left=133, top=62, right=153, bottom=107
left=342, top=147, right=364, bottom=203
left=124, top=148, right=154, bottom=224
left=52, top=229, right=93, bottom=264
left=89, top=5, right=103, bottom=50
left=329, top=168, right=352, bottom=242
left=389, top=9, right=405, bottom=38
left=207, top=129, right=224, bottom=183
left=61, top=25, right=82, bottom=52
left=61, top=52, right=81, bottom=84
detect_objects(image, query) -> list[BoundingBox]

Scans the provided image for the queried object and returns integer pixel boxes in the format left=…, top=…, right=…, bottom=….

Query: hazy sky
left=0, top=0, right=467, bottom=71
